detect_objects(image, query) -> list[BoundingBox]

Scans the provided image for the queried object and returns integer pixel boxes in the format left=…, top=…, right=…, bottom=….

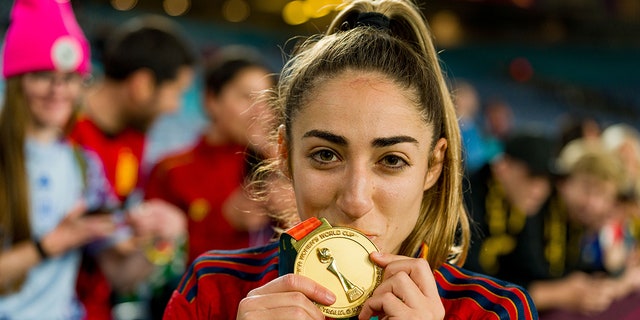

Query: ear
left=277, top=125, right=291, bottom=179
left=126, top=69, right=155, bottom=104
left=424, top=138, right=448, bottom=191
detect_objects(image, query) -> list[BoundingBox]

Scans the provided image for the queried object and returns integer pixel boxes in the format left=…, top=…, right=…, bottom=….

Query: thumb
left=64, top=200, right=88, bottom=221
left=369, top=251, right=411, bottom=268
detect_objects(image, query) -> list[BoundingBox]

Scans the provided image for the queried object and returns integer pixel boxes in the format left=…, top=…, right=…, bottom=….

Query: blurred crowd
left=0, top=1, right=282, bottom=319
left=454, top=80, right=640, bottom=319
left=0, top=0, right=638, bottom=319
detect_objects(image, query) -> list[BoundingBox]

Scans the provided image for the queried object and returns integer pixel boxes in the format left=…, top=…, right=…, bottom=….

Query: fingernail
left=325, top=291, right=336, bottom=304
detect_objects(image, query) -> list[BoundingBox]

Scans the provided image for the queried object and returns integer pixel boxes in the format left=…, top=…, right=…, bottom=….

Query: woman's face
left=559, top=172, right=618, bottom=230
left=21, top=71, right=83, bottom=130
left=285, top=71, right=446, bottom=254
left=206, top=67, right=272, bottom=146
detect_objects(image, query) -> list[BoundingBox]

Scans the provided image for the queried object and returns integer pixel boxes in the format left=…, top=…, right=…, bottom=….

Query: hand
left=42, top=201, right=116, bottom=257
left=222, top=187, right=271, bottom=232
left=237, top=274, right=336, bottom=320
left=127, top=199, right=186, bottom=242
left=614, top=259, right=640, bottom=299
left=359, top=252, right=444, bottom=320
left=562, top=272, right=617, bottom=315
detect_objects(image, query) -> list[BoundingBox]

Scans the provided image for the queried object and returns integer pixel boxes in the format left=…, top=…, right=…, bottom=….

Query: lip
left=334, top=225, right=380, bottom=249
left=334, top=224, right=363, bottom=232
left=335, top=225, right=378, bottom=239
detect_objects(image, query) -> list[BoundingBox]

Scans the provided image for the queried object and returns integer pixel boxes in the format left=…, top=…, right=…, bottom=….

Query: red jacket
left=164, top=242, right=538, bottom=320
left=145, top=137, right=252, bottom=264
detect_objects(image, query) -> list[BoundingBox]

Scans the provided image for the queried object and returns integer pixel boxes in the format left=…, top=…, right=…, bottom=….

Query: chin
left=127, top=117, right=155, bottom=133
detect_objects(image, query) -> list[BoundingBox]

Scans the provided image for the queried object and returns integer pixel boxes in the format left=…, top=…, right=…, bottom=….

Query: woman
left=145, top=46, right=276, bottom=264
left=164, top=0, right=537, bottom=319
left=0, top=0, right=116, bottom=318
left=0, top=1, right=182, bottom=318
left=144, top=45, right=279, bottom=318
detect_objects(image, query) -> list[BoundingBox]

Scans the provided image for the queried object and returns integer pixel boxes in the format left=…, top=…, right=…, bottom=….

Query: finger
left=127, top=203, right=151, bottom=221
left=126, top=216, right=153, bottom=237
left=65, top=200, right=88, bottom=220
left=368, top=269, right=426, bottom=307
left=370, top=252, right=439, bottom=298
left=248, top=274, right=335, bottom=306
left=142, top=198, right=180, bottom=215
left=359, top=291, right=405, bottom=320
left=238, top=293, right=326, bottom=320
left=581, top=297, right=610, bottom=315
left=581, top=291, right=613, bottom=314
left=146, top=202, right=186, bottom=239
left=126, top=203, right=157, bottom=237
left=82, top=215, right=117, bottom=237
left=369, top=251, right=412, bottom=268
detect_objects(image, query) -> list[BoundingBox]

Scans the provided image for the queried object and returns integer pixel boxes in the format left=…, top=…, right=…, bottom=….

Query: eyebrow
left=302, top=130, right=418, bottom=148
left=372, top=136, right=419, bottom=148
left=303, top=130, right=347, bottom=145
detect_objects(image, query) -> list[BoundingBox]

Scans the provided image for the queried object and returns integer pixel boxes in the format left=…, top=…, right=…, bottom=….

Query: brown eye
left=314, top=150, right=337, bottom=162
left=380, top=155, right=408, bottom=170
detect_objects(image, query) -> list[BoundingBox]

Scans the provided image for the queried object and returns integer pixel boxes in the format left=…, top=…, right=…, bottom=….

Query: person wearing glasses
left=0, top=0, right=114, bottom=318
left=0, top=1, right=179, bottom=318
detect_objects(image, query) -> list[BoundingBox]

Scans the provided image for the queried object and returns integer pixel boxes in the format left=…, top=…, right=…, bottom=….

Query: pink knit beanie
left=1, top=0, right=91, bottom=78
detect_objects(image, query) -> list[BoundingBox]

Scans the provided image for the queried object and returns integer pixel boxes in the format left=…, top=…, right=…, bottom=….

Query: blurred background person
left=555, top=115, right=602, bottom=157
left=602, top=123, right=640, bottom=206
left=143, top=45, right=278, bottom=318
left=602, top=124, right=640, bottom=254
left=482, top=97, right=514, bottom=144
left=465, top=124, right=640, bottom=317
left=553, top=139, right=629, bottom=275
left=601, top=123, right=640, bottom=293
left=452, top=80, right=494, bottom=174
left=463, top=131, right=555, bottom=283
left=481, top=97, right=514, bottom=160
left=0, top=1, right=174, bottom=318
left=0, top=1, right=112, bottom=318
left=529, top=138, right=640, bottom=318
left=68, top=15, right=196, bottom=320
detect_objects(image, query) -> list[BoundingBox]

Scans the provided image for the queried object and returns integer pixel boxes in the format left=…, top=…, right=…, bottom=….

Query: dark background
left=2, top=0, right=639, bottom=161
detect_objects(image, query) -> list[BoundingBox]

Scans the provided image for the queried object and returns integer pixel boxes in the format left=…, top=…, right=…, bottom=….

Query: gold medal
left=292, top=222, right=382, bottom=318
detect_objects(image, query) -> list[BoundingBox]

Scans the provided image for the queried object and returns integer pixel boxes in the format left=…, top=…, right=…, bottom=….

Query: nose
left=49, top=80, right=68, bottom=96
left=524, top=178, right=550, bottom=214
left=336, top=162, right=374, bottom=219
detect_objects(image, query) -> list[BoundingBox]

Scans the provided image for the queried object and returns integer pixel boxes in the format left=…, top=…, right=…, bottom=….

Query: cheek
left=26, top=93, right=75, bottom=118
left=292, top=171, right=325, bottom=220
left=377, top=179, right=424, bottom=225
left=158, top=88, right=182, bottom=113
left=225, top=99, right=250, bottom=126
left=391, top=182, right=423, bottom=220
left=22, top=89, right=43, bottom=107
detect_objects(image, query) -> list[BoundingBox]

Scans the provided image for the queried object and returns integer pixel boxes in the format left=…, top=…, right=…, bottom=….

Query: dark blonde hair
left=260, top=0, right=468, bottom=268
left=571, top=151, right=625, bottom=194
left=0, top=78, right=31, bottom=293
left=0, top=76, right=82, bottom=294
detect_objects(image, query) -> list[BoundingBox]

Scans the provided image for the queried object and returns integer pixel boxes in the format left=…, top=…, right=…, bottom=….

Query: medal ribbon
left=285, top=217, right=324, bottom=240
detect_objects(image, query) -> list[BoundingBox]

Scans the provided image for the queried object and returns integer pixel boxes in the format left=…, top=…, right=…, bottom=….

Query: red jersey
left=69, top=116, right=147, bottom=320
left=70, top=116, right=146, bottom=202
left=164, top=242, right=538, bottom=320
left=145, top=136, right=250, bottom=264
